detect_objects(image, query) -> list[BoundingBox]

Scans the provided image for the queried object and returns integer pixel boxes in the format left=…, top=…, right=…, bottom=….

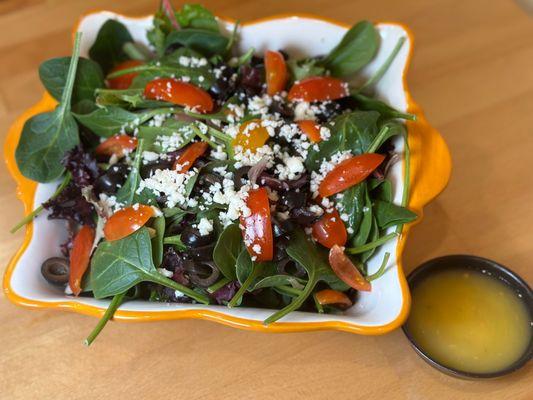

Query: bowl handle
left=406, top=101, right=452, bottom=215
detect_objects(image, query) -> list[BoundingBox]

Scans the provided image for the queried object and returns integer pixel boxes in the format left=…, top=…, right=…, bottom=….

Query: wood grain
left=1, top=1, right=532, bottom=399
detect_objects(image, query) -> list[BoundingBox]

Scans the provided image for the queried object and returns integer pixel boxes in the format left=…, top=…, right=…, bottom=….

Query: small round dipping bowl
left=402, top=255, right=533, bottom=379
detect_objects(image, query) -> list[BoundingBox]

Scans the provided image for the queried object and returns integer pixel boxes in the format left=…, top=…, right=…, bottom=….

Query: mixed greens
left=13, top=1, right=417, bottom=344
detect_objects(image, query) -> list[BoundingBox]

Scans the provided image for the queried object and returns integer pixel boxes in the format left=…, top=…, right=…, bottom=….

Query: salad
left=12, top=1, right=417, bottom=345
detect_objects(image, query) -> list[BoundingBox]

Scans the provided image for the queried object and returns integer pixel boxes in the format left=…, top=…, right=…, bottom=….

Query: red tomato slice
left=69, top=225, right=95, bottom=296
left=315, top=289, right=352, bottom=308
left=107, top=60, right=144, bottom=90
left=144, top=78, right=214, bottom=113
left=297, top=120, right=322, bottom=143
left=329, top=245, right=371, bottom=291
left=265, top=50, right=288, bottom=96
left=319, top=153, right=385, bottom=198
left=312, top=209, right=347, bottom=249
left=240, top=187, right=273, bottom=262
left=103, top=205, right=154, bottom=242
left=95, top=135, right=138, bottom=158
left=173, top=141, right=209, bottom=172
left=288, top=76, right=348, bottom=102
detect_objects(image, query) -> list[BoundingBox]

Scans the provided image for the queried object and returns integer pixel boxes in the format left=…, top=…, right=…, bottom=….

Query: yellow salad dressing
left=406, top=269, right=531, bottom=373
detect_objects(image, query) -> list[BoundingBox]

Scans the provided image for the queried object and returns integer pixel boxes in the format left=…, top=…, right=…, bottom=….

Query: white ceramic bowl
left=4, top=11, right=451, bottom=335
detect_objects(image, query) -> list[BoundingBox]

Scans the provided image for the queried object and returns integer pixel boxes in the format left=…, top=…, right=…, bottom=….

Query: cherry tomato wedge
left=319, top=153, right=385, bottom=198
left=173, top=141, right=209, bottom=172
left=69, top=225, right=95, bottom=296
left=265, top=50, right=288, bottom=96
left=315, top=289, right=352, bottom=309
left=329, top=245, right=371, bottom=291
left=239, top=187, right=273, bottom=262
left=312, top=209, right=347, bottom=249
left=144, top=78, right=214, bottom=113
left=103, top=204, right=154, bottom=242
left=95, top=135, right=138, bottom=158
left=297, top=120, right=322, bottom=143
left=107, top=60, right=144, bottom=89
left=288, top=76, right=348, bottom=102
left=232, top=119, right=270, bottom=151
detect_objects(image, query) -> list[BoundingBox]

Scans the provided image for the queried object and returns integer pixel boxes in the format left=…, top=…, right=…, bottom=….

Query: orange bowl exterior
left=3, top=12, right=451, bottom=335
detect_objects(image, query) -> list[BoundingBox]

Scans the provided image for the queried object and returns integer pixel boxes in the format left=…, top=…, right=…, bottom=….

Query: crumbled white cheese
left=233, top=144, right=279, bottom=169
left=210, top=144, right=228, bottom=161
left=294, top=102, right=316, bottom=121
left=275, top=154, right=305, bottom=180
left=178, top=56, right=208, bottom=68
left=157, top=268, right=174, bottom=278
left=137, top=169, right=197, bottom=208
left=142, top=151, right=160, bottom=164
left=197, top=218, right=214, bottom=236
left=252, top=244, right=262, bottom=254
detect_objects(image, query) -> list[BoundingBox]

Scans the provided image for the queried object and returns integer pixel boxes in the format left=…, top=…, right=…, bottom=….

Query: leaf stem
left=358, top=36, right=406, bottom=93
left=207, top=277, right=232, bottom=294
left=313, top=293, right=325, bottom=313
left=367, top=125, right=390, bottom=153
left=10, top=172, right=71, bottom=233
left=122, top=42, right=151, bottom=61
left=84, top=291, right=126, bottom=346
left=345, top=232, right=398, bottom=254
left=396, top=132, right=412, bottom=234
left=225, top=20, right=240, bottom=54
left=367, top=252, right=391, bottom=281
left=191, top=125, right=217, bottom=148
left=275, top=285, right=303, bottom=297
left=263, top=270, right=317, bottom=325
left=228, top=264, right=262, bottom=308
left=62, top=32, right=82, bottom=111
left=152, top=273, right=210, bottom=305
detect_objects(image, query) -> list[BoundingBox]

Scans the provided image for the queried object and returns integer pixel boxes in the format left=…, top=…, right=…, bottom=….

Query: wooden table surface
left=1, top=0, right=532, bottom=399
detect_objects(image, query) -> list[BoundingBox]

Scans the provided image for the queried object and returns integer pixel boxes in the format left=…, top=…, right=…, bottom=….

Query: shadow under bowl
left=402, top=254, right=533, bottom=379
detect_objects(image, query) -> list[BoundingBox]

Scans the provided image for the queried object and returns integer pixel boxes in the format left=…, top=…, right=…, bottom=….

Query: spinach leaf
left=370, top=178, right=392, bottom=202
left=264, top=229, right=347, bottom=324
left=151, top=216, right=165, bottom=267
left=89, top=228, right=208, bottom=303
left=305, top=111, right=379, bottom=170
left=176, top=4, right=219, bottom=32
left=163, top=234, right=186, bottom=251
left=367, top=121, right=406, bottom=153
left=95, top=88, right=170, bottom=109
left=74, top=107, right=171, bottom=137
left=351, top=93, right=416, bottom=121
left=337, top=182, right=366, bottom=243
left=358, top=36, right=406, bottom=93
left=15, top=33, right=82, bottom=183
left=236, top=247, right=253, bottom=285
left=89, top=19, right=133, bottom=73
left=352, top=185, right=372, bottom=247
left=321, top=21, right=379, bottom=77
left=164, top=29, right=229, bottom=58
left=147, top=9, right=173, bottom=57
left=373, top=199, right=417, bottom=229
left=213, top=224, right=243, bottom=280
left=229, top=250, right=276, bottom=307
left=287, top=58, right=326, bottom=81
left=138, top=120, right=196, bottom=152
left=39, top=57, right=104, bottom=106
left=115, top=139, right=144, bottom=205
left=361, top=216, right=379, bottom=263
